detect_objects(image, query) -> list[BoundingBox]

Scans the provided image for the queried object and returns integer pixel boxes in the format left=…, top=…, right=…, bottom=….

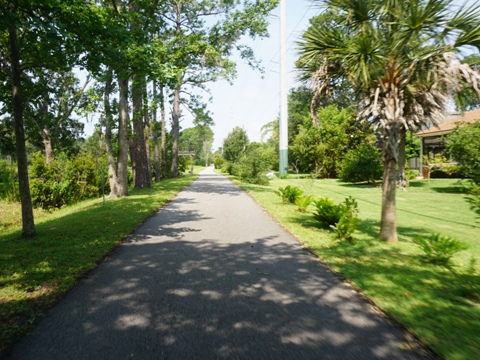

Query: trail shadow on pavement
left=8, top=237, right=437, bottom=360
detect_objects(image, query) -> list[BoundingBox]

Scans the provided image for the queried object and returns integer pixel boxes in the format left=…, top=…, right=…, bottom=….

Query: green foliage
left=422, top=153, right=459, bottom=179
left=338, top=143, right=383, bottom=183
left=412, top=234, right=469, bottom=267
left=405, top=169, right=420, bottom=180
left=313, top=196, right=359, bottom=229
left=223, top=127, right=249, bottom=163
left=0, top=160, right=19, bottom=202
left=290, top=105, right=374, bottom=177
left=330, top=214, right=360, bottom=243
left=213, top=155, right=224, bottom=169
left=465, top=181, right=480, bottom=219
left=405, top=131, right=421, bottom=159
left=446, top=121, right=480, bottom=185
left=275, top=185, right=303, bottom=204
left=230, top=143, right=272, bottom=185
left=223, top=162, right=236, bottom=175
left=29, top=152, right=101, bottom=209
left=295, top=195, right=314, bottom=212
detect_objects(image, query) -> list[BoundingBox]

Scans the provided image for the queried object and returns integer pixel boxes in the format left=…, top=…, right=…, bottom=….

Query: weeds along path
left=7, top=167, right=435, bottom=360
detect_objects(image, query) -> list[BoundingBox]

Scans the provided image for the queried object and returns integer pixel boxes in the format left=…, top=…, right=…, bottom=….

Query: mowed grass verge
left=234, top=176, right=479, bottom=360
left=0, top=173, right=199, bottom=356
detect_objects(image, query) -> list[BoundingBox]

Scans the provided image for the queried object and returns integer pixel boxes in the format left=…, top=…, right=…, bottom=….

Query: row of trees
left=1, top=0, right=279, bottom=238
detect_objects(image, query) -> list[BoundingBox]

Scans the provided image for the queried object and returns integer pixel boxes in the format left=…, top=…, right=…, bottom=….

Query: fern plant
left=330, top=215, right=360, bottom=243
left=412, top=233, right=469, bottom=266
left=275, top=185, right=303, bottom=204
left=295, top=195, right=314, bottom=212
left=313, top=196, right=358, bottom=228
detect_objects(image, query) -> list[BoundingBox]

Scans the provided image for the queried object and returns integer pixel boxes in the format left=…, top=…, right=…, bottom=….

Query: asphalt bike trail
left=7, top=167, right=436, bottom=359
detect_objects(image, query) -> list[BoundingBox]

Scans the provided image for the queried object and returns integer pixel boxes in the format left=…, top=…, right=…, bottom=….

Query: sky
left=187, top=0, right=321, bottom=150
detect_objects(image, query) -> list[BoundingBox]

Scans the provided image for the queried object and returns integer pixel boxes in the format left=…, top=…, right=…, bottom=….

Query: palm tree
left=298, top=0, right=480, bottom=242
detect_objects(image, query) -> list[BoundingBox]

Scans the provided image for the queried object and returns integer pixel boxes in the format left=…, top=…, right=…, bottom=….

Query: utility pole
left=279, top=0, right=288, bottom=176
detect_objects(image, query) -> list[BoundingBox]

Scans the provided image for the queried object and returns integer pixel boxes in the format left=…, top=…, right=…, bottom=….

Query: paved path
left=8, top=168, right=434, bottom=359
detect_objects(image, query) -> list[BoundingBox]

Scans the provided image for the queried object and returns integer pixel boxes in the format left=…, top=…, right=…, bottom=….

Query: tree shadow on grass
left=337, top=181, right=380, bottom=188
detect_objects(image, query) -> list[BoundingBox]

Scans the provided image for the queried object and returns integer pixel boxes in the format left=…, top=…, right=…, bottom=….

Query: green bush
left=295, top=195, right=314, bottom=212
left=412, top=233, right=469, bottom=267
left=223, top=162, right=236, bottom=175
left=0, top=160, right=19, bottom=202
left=214, top=156, right=224, bottom=169
left=29, top=152, right=101, bottom=209
left=405, top=169, right=419, bottom=180
left=313, top=196, right=358, bottom=228
left=338, top=143, right=383, bottom=183
left=330, top=214, right=360, bottom=243
left=275, top=185, right=303, bottom=204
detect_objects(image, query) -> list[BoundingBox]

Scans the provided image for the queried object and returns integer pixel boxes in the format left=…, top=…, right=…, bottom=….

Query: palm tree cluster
left=298, top=0, right=480, bottom=241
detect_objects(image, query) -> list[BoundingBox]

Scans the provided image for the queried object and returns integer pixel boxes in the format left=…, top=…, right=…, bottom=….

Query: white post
left=279, top=0, right=288, bottom=176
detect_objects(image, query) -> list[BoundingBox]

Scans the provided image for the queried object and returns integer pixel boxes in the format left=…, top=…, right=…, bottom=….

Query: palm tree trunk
left=379, top=90, right=401, bottom=242
left=397, top=128, right=409, bottom=189
left=9, top=16, right=35, bottom=238
left=380, top=153, right=398, bottom=242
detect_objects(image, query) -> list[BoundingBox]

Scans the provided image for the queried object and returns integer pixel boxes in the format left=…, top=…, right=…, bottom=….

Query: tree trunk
left=379, top=88, right=401, bottom=242
left=116, top=77, right=130, bottom=196
left=144, top=82, right=152, bottom=179
left=9, top=17, right=35, bottom=238
left=104, top=70, right=120, bottom=197
left=160, top=85, right=167, bottom=177
left=171, top=84, right=181, bottom=177
left=396, top=127, right=409, bottom=189
left=152, top=81, right=161, bottom=182
left=131, top=73, right=151, bottom=188
left=39, top=89, right=55, bottom=165
left=42, top=127, right=55, bottom=165
left=380, top=154, right=398, bottom=242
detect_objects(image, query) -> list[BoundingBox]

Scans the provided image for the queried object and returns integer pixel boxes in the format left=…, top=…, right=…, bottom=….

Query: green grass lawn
left=0, top=174, right=198, bottom=356
left=234, top=176, right=479, bottom=360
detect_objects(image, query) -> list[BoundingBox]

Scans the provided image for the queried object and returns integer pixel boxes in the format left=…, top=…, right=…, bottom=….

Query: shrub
left=412, top=233, right=469, bottom=267
left=295, top=195, right=314, bottom=212
left=275, top=185, right=303, bottom=204
left=0, top=160, right=19, bottom=202
left=235, top=145, right=271, bottom=185
left=338, top=143, right=383, bottom=183
left=214, top=156, right=224, bottom=169
left=313, top=196, right=358, bottom=228
left=330, top=214, right=360, bottom=243
left=29, top=152, right=101, bottom=209
left=405, top=169, right=419, bottom=180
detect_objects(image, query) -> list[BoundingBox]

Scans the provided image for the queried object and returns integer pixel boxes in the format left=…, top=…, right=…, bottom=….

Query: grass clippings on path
left=0, top=174, right=198, bottom=356
left=234, top=176, right=479, bottom=360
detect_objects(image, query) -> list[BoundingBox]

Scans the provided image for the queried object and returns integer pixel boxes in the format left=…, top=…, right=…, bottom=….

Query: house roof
left=415, top=108, right=480, bottom=138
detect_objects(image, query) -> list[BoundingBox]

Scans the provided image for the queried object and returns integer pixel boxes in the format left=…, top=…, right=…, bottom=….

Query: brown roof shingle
left=415, top=108, right=480, bottom=137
